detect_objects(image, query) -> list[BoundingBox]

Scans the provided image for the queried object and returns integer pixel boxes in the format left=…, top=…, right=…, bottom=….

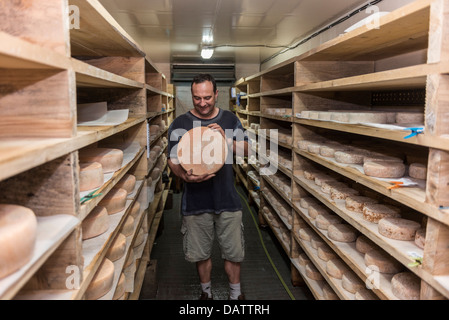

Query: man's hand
left=182, top=169, right=215, bottom=183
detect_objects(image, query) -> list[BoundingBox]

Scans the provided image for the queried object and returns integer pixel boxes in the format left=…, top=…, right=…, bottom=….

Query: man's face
left=191, top=81, right=218, bottom=118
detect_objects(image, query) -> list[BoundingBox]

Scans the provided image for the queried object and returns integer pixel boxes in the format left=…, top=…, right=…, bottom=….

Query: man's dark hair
left=191, top=73, right=217, bottom=93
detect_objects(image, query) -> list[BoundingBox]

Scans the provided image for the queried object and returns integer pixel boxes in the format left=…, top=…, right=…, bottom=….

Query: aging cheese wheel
left=79, top=148, right=124, bottom=174
left=364, top=249, right=403, bottom=274
left=298, top=228, right=314, bottom=242
left=355, top=288, right=378, bottom=300
left=321, top=181, right=347, bottom=195
left=308, top=203, right=329, bottom=220
left=319, top=144, right=348, bottom=158
left=129, top=201, right=141, bottom=219
left=85, top=258, right=115, bottom=300
left=391, top=272, right=421, bottom=300
left=345, top=195, right=379, bottom=213
left=299, top=197, right=318, bottom=209
left=79, top=162, right=104, bottom=192
left=328, top=224, right=358, bottom=243
left=378, top=217, right=421, bottom=241
left=330, top=187, right=359, bottom=200
left=342, top=272, right=364, bottom=294
left=363, top=153, right=403, bottom=164
left=115, top=174, right=136, bottom=194
left=151, top=168, right=161, bottom=181
left=113, top=273, right=126, bottom=300
left=314, top=173, right=338, bottom=186
left=177, top=126, right=228, bottom=175
left=298, top=253, right=311, bottom=266
left=317, top=245, right=337, bottom=262
left=298, top=139, right=322, bottom=151
left=305, top=263, right=323, bottom=281
left=106, top=233, right=127, bottom=262
left=82, top=206, right=110, bottom=240
left=315, top=213, right=342, bottom=230
left=304, top=169, right=321, bottom=181
left=326, top=259, right=348, bottom=279
left=122, top=215, right=135, bottom=237
left=355, top=235, right=377, bottom=254
left=98, top=188, right=127, bottom=215
left=124, top=249, right=134, bottom=269
left=414, top=227, right=426, bottom=249
left=363, top=203, right=401, bottom=223
left=307, top=143, right=322, bottom=154
left=363, top=161, right=405, bottom=178
left=311, top=236, right=325, bottom=250
left=334, top=150, right=365, bottom=164
left=133, top=228, right=145, bottom=248
left=409, top=163, right=427, bottom=180
left=0, top=204, right=37, bottom=279
left=322, top=284, right=339, bottom=300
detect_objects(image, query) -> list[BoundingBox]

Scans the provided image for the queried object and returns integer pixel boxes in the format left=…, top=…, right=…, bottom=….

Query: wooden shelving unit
left=0, top=0, right=174, bottom=300
left=231, top=0, right=449, bottom=300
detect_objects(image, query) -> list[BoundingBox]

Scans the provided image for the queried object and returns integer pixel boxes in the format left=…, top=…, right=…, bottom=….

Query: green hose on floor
left=235, top=185, right=296, bottom=300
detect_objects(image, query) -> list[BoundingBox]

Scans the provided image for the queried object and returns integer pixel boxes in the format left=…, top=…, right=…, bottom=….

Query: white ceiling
left=99, top=0, right=368, bottom=65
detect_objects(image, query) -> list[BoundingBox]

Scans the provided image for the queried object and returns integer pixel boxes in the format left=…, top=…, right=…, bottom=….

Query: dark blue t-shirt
left=167, top=108, right=248, bottom=216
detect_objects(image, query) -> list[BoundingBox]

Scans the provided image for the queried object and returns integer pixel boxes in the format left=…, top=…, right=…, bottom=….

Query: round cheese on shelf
left=298, top=139, right=322, bottom=151
left=85, top=258, right=115, bottom=300
left=355, top=288, right=378, bottom=300
left=334, top=150, right=366, bottom=164
left=378, top=217, right=421, bottom=241
left=355, top=235, right=377, bottom=254
left=330, top=186, right=359, bottom=200
left=79, top=148, right=124, bottom=174
left=299, top=197, right=318, bottom=209
left=314, top=173, right=338, bottom=186
left=342, top=272, right=364, bottom=294
left=122, top=215, right=135, bottom=237
left=414, top=227, right=426, bottom=249
left=115, top=174, right=136, bottom=194
left=321, top=181, right=347, bottom=195
left=345, top=195, right=379, bottom=213
left=82, top=206, right=110, bottom=240
left=363, top=153, right=403, bottom=164
left=98, top=188, right=127, bottom=215
left=151, top=168, right=161, bottom=181
left=79, top=162, right=104, bottom=192
left=106, top=233, right=127, bottom=262
left=319, top=144, right=347, bottom=158
left=0, top=204, right=37, bottom=279
left=326, top=259, right=348, bottom=279
left=311, top=236, right=325, bottom=250
left=317, top=245, right=337, bottom=262
left=305, top=263, right=323, bottom=281
left=307, top=143, right=322, bottom=154
left=322, top=284, right=339, bottom=300
left=364, top=249, right=403, bottom=274
left=308, top=203, right=329, bottom=220
left=129, top=201, right=141, bottom=219
left=124, top=249, right=135, bottom=269
left=112, top=273, right=126, bottom=300
left=363, top=161, right=406, bottom=179
left=363, top=203, right=401, bottom=223
left=328, top=224, right=358, bottom=243
left=303, top=169, right=321, bottom=181
left=298, top=228, right=314, bottom=242
left=134, top=228, right=146, bottom=248
left=391, top=272, right=421, bottom=300
left=315, top=213, right=342, bottom=230
left=409, top=163, right=427, bottom=180
left=298, top=253, right=311, bottom=266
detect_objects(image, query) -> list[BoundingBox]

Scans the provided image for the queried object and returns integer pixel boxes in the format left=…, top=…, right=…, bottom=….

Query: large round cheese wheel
left=115, top=174, right=136, bottom=194
left=314, top=173, right=338, bottom=186
left=308, top=203, right=330, bottom=220
left=129, top=201, right=141, bottom=219
left=363, top=203, right=401, bottom=223
left=79, top=162, right=104, bottom=192
left=113, top=273, right=126, bottom=300
left=326, top=259, right=348, bottom=279
left=322, top=284, right=339, bottom=300
left=307, top=143, right=322, bottom=154
left=345, top=195, right=379, bottom=213
left=98, top=188, right=127, bottom=215
left=391, top=272, right=420, bottom=300
left=124, top=248, right=134, bottom=269
left=151, top=168, right=161, bottom=181
left=363, top=153, right=403, bottom=164
left=321, top=181, right=347, bottom=195
left=298, top=139, right=322, bottom=151
left=122, top=215, right=135, bottom=237
left=414, top=227, right=426, bottom=249
left=334, top=150, right=365, bottom=164
left=330, top=186, right=359, bottom=200
left=82, top=206, right=110, bottom=240
left=85, top=258, right=115, bottom=300
left=177, top=126, right=228, bottom=176
left=364, top=249, right=403, bottom=274
left=298, top=228, right=314, bottom=242
left=305, top=263, right=323, bottom=281
left=299, top=197, right=318, bottom=209
left=319, top=144, right=348, bottom=158
left=363, top=161, right=406, bottom=178
left=355, top=235, right=377, bottom=254
left=317, top=245, right=337, bottom=262
left=133, top=228, right=145, bottom=248
left=79, top=148, right=124, bottom=174
left=328, top=223, right=357, bottom=243
left=355, top=288, right=378, bottom=300
left=106, top=233, right=127, bottom=262
left=0, top=204, right=37, bottom=279
left=311, top=236, right=325, bottom=250
left=342, top=272, right=364, bottom=294
left=298, top=253, right=311, bottom=266
left=304, top=169, right=321, bottom=181
left=378, top=217, right=421, bottom=241
left=409, top=163, right=427, bottom=180
left=315, top=213, right=342, bottom=230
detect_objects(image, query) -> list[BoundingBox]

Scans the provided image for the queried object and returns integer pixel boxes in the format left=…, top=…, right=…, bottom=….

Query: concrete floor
left=139, top=185, right=314, bottom=301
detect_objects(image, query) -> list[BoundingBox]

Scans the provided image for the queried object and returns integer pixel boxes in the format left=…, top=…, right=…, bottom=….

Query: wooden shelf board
left=69, top=0, right=145, bottom=58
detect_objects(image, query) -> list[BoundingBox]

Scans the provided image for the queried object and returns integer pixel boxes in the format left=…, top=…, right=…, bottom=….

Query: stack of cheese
left=0, top=204, right=38, bottom=279
left=265, top=108, right=292, bottom=117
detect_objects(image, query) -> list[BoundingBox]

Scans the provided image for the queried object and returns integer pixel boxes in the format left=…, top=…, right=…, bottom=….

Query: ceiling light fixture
left=201, top=47, right=214, bottom=59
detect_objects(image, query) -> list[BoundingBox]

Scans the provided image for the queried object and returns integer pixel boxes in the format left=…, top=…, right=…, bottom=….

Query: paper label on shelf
left=146, top=120, right=150, bottom=159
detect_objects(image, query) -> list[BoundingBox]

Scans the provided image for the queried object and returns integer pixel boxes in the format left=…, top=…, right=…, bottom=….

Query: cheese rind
left=79, top=162, right=104, bottom=192
left=326, top=259, right=348, bottom=279
left=322, top=284, right=339, bottom=300
left=305, top=263, right=323, bottom=281
left=342, top=272, right=365, bottom=294
left=364, top=249, right=403, bottom=274
left=82, top=206, right=110, bottom=240
left=391, top=272, right=421, bottom=300
left=106, top=233, right=127, bottom=262
left=98, top=188, right=128, bottom=215
left=317, top=245, right=337, bottom=262
left=355, top=235, right=377, bottom=254
left=85, top=258, right=115, bottom=300
left=363, top=161, right=405, bottom=178
left=345, top=196, right=379, bottom=213
left=115, top=174, right=136, bottom=194
left=0, top=204, right=37, bottom=279
left=378, top=217, right=421, bottom=241
left=315, top=213, right=342, bottom=230
left=363, top=203, right=401, bottom=223
left=414, top=227, right=426, bottom=249
left=113, top=273, right=126, bottom=300
left=79, top=148, right=124, bottom=173
left=328, top=224, right=358, bottom=243
left=409, top=163, right=427, bottom=180
left=355, top=288, right=378, bottom=300
left=122, top=215, right=135, bottom=236
left=330, top=187, right=359, bottom=200
left=334, top=150, right=365, bottom=164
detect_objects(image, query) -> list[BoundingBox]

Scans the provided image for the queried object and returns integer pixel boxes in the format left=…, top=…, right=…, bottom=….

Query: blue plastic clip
left=254, top=186, right=260, bottom=191
left=403, top=127, right=424, bottom=139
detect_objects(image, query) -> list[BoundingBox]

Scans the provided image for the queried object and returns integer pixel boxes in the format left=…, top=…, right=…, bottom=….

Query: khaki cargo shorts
left=181, top=210, right=245, bottom=263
